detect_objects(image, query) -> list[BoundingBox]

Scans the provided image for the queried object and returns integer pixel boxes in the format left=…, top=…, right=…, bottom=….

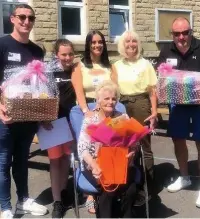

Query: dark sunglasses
left=171, top=29, right=192, bottom=37
left=14, top=14, right=36, bottom=22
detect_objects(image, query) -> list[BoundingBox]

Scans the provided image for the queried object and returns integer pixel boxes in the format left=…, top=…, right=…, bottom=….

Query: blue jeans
left=0, top=121, right=38, bottom=211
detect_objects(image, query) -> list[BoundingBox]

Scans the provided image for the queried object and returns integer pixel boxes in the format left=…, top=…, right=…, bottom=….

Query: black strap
left=86, top=97, right=96, bottom=103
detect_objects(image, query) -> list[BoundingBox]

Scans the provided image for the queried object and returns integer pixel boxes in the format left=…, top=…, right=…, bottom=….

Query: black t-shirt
left=0, top=35, right=44, bottom=83
left=0, top=35, right=44, bottom=127
left=156, top=37, right=200, bottom=71
left=54, top=69, right=76, bottom=119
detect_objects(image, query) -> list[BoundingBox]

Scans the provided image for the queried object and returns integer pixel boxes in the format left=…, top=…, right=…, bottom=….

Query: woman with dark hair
left=40, top=39, right=76, bottom=218
left=83, top=30, right=111, bottom=69
left=72, top=30, right=117, bottom=114
left=72, top=30, right=117, bottom=214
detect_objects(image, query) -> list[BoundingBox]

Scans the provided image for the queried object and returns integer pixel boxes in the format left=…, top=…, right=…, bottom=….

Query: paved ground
left=7, top=114, right=200, bottom=218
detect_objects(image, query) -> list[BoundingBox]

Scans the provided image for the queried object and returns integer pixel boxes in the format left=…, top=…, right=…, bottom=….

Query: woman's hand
left=41, top=121, right=53, bottom=130
left=144, top=112, right=157, bottom=130
left=91, top=161, right=102, bottom=179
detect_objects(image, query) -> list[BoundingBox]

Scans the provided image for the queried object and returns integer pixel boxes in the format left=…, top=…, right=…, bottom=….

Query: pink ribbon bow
left=157, top=63, right=173, bottom=74
left=1, top=60, right=47, bottom=93
left=25, top=60, right=47, bottom=82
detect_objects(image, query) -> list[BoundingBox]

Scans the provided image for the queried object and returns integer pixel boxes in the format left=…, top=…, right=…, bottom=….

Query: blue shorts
left=168, top=105, right=200, bottom=141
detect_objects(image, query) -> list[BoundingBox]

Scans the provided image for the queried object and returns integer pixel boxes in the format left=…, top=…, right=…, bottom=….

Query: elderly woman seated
left=77, top=81, right=139, bottom=218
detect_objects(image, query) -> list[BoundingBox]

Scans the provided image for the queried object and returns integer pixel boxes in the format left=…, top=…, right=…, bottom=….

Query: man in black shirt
left=0, top=4, right=47, bottom=218
left=157, top=17, right=200, bottom=207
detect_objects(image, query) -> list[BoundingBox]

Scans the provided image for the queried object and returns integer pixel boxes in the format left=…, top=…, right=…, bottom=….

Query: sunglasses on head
left=14, top=14, right=36, bottom=22
left=171, top=29, right=192, bottom=37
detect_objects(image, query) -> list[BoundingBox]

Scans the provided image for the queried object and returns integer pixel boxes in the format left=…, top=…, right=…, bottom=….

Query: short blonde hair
left=95, top=81, right=120, bottom=102
left=118, top=30, right=142, bottom=60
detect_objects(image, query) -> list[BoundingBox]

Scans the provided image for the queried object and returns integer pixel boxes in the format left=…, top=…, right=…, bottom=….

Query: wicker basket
left=2, top=97, right=59, bottom=122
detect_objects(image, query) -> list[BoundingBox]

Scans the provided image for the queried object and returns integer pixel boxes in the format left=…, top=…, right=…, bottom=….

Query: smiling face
left=56, top=45, right=74, bottom=70
left=98, top=89, right=117, bottom=114
left=90, top=34, right=104, bottom=58
left=124, top=34, right=138, bottom=59
left=172, top=19, right=192, bottom=53
left=10, top=8, right=35, bottom=35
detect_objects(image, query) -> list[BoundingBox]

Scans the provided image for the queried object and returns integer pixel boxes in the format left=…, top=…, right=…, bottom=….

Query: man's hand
left=0, top=102, right=12, bottom=124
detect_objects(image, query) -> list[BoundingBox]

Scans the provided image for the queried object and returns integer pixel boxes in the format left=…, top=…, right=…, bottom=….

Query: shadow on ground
left=154, top=160, right=200, bottom=193
left=134, top=195, right=178, bottom=218
left=27, top=146, right=200, bottom=218
left=36, top=177, right=86, bottom=208
left=137, top=160, right=200, bottom=218
left=33, top=162, right=179, bottom=218
left=134, top=162, right=178, bottom=218
left=29, top=149, right=47, bottom=159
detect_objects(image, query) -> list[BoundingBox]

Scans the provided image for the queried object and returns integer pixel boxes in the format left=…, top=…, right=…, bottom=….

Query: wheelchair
left=69, top=102, right=149, bottom=218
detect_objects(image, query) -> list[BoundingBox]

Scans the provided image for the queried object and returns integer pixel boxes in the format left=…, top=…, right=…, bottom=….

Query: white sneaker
left=16, top=198, right=48, bottom=216
left=196, top=191, right=200, bottom=207
left=167, top=176, right=191, bottom=193
left=1, top=210, right=13, bottom=219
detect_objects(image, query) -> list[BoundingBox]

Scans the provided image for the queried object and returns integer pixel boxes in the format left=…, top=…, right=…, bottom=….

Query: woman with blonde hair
left=113, top=30, right=158, bottom=206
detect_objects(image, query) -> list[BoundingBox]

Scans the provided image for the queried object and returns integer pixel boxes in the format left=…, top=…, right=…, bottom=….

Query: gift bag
left=97, top=146, right=128, bottom=192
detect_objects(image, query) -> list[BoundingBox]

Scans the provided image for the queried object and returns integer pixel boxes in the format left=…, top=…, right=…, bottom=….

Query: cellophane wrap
left=87, top=115, right=150, bottom=148
left=0, top=60, right=60, bottom=121
left=157, top=63, right=200, bottom=105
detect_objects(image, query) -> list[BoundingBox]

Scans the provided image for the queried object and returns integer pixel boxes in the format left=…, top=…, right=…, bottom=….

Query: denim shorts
left=168, top=105, right=200, bottom=141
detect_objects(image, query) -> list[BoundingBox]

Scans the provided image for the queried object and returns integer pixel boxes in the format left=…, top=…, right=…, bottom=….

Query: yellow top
left=114, top=58, right=158, bottom=95
left=81, top=62, right=112, bottom=98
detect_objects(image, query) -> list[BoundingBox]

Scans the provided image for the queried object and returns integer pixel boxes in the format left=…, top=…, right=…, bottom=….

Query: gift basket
left=0, top=60, right=60, bottom=122
left=157, top=63, right=200, bottom=104
left=87, top=115, right=150, bottom=192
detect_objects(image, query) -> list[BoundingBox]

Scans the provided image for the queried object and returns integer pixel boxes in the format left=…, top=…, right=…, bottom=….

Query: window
left=58, top=0, right=86, bottom=41
left=155, top=8, right=192, bottom=42
left=0, top=0, right=28, bottom=36
left=109, top=0, right=131, bottom=40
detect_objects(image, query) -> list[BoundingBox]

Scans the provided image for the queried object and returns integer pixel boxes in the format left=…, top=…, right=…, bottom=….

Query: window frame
left=155, top=8, right=193, bottom=42
left=109, top=0, right=132, bottom=41
left=58, top=0, right=86, bottom=42
left=0, top=0, right=28, bottom=37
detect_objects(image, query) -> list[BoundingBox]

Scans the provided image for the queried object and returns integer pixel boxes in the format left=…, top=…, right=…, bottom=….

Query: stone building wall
left=31, top=0, right=58, bottom=57
left=135, top=0, right=195, bottom=57
left=31, top=0, right=199, bottom=59
left=87, top=0, right=109, bottom=40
